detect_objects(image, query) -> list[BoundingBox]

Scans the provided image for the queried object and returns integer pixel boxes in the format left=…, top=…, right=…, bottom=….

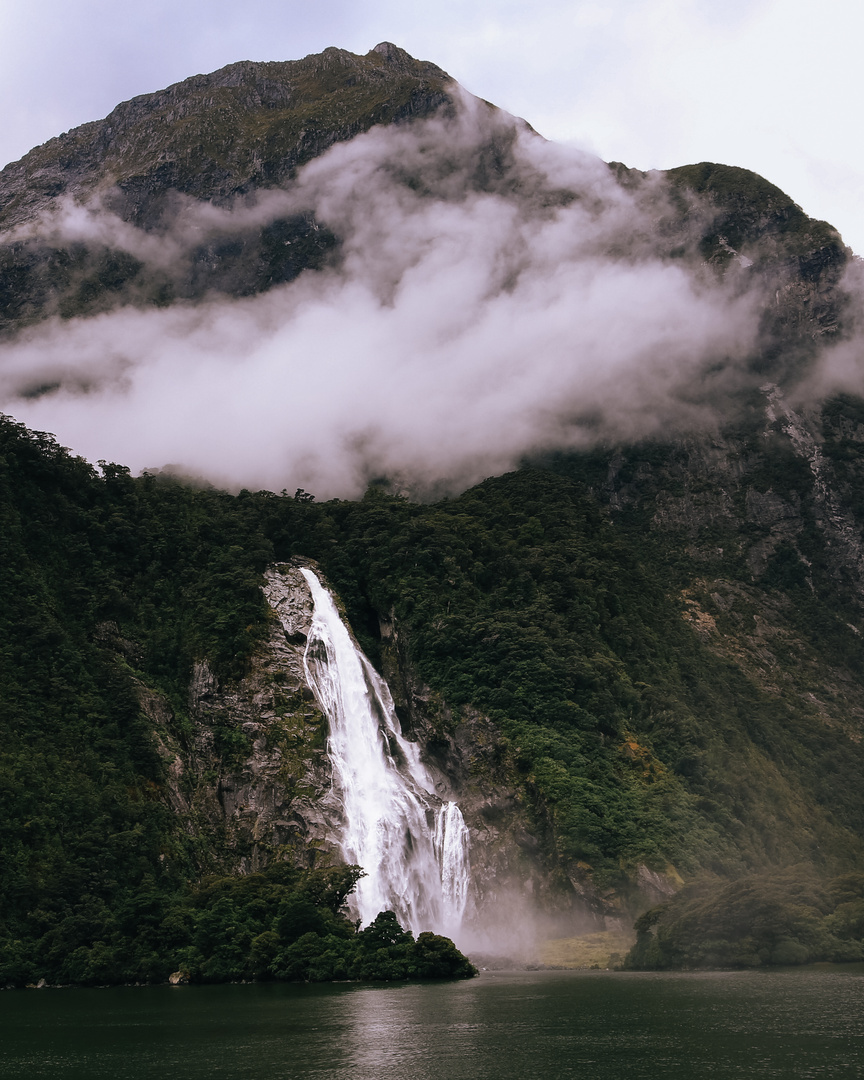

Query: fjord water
left=3, top=968, right=863, bottom=1079
left=299, top=568, right=470, bottom=938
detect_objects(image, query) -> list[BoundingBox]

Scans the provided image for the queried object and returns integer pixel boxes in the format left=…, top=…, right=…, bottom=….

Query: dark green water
left=2, top=968, right=863, bottom=1079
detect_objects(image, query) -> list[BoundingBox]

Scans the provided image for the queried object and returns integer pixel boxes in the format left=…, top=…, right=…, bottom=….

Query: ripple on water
left=1, top=968, right=863, bottom=1080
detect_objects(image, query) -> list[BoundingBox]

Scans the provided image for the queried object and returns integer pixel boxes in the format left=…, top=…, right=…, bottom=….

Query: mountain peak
left=370, top=41, right=417, bottom=66
left=0, top=46, right=453, bottom=232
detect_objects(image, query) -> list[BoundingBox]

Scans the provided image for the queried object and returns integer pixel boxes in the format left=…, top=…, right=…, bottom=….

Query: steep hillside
left=3, top=400, right=864, bottom=979
left=0, top=43, right=451, bottom=229
left=2, top=46, right=864, bottom=980
left=0, top=43, right=452, bottom=329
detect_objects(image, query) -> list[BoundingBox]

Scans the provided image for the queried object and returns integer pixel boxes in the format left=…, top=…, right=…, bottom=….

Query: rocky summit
left=2, top=45, right=864, bottom=985
left=0, top=43, right=452, bottom=329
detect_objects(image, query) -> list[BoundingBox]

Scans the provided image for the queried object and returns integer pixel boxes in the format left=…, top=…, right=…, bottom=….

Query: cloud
left=5, top=1, right=864, bottom=252
left=794, top=257, right=864, bottom=406
left=0, top=94, right=764, bottom=498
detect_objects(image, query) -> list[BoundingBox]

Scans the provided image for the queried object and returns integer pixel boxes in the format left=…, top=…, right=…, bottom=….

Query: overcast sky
left=2, top=0, right=862, bottom=250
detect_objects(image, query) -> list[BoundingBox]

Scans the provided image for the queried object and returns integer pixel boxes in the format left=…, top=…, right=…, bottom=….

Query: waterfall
left=299, top=568, right=470, bottom=939
left=434, top=801, right=471, bottom=927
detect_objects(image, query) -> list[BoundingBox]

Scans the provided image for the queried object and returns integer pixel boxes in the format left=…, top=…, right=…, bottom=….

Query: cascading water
left=434, top=801, right=471, bottom=927
left=299, top=568, right=470, bottom=939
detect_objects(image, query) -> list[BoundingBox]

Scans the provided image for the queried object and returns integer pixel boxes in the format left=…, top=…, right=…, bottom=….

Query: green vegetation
left=666, top=161, right=844, bottom=259
left=260, top=468, right=864, bottom=886
left=0, top=414, right=274, bottom=985
left=0, top=413, right=469, bottom=986
left=624, top=868, right=864, bottom=969
left=3, top=407, right=864, bottom=979
left=0, top=862, right=475, bottom=987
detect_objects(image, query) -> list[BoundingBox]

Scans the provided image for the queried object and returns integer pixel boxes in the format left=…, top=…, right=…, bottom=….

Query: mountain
left=1, top=42, right=449, bottom=228
left=2, top=45, right=864, bottom=983
left=0, top=42, right=451, bottom=328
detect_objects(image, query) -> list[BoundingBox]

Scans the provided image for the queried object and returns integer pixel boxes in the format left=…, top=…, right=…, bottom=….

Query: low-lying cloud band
left=0, top=95, right=770, bottom=497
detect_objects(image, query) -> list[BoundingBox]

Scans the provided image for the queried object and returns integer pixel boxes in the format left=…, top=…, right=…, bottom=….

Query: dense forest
left=3, top=44, right=864, bottom=981
left=3, top=397, right=864, bottom=981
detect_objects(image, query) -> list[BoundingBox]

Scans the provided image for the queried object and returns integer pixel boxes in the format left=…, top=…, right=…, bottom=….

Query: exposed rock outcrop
left=131, top=557, right=630, bottom=934
left=137, top=561, right=339, bottom=875
left=0, top=46, right=454, bottom=332
left=0, top=46, right=452, bottom=231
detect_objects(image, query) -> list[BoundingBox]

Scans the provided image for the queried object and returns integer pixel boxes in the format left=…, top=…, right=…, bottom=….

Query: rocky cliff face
left=0, top=44, right=451, bottom=231
left=572, top=383, right=864, bottom=764
left=601, top=386, right=864, bottom=612
left=135, top=563, right=336, bottom=875
left=132, top=557, right=626, bottom=937
left=0, top=44, right=453, bottom=331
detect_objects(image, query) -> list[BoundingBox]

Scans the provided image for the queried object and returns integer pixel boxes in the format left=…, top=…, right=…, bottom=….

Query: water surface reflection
left=1, top=967, right=862, bottom=1079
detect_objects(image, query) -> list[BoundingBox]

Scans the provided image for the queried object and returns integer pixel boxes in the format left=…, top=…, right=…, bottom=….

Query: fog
left=791, top=256, right=864, bottom=410
left=1, top=92, right=765, bottom=497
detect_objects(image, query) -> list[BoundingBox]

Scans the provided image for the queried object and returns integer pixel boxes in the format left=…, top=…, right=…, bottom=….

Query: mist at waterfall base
left=295, top=568, right=606, bottom=957
left=0, top=92, right=773, bottom=499
left=297, top=567, right=577, bottom=958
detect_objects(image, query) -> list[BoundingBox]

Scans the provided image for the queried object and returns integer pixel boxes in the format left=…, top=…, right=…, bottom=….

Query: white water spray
left=434, top=801, right=471, bottom=927
left=299, top=568, right=470, bottom=938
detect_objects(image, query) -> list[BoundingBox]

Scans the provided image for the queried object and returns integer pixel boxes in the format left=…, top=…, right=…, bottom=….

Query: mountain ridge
left=0, top=43, right=452, bottom=231
left=2, top=46, right=864, bottom=980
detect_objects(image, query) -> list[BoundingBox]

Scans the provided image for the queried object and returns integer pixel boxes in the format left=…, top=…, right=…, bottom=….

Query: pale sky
left=2, top=0, right=862, bottom=250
